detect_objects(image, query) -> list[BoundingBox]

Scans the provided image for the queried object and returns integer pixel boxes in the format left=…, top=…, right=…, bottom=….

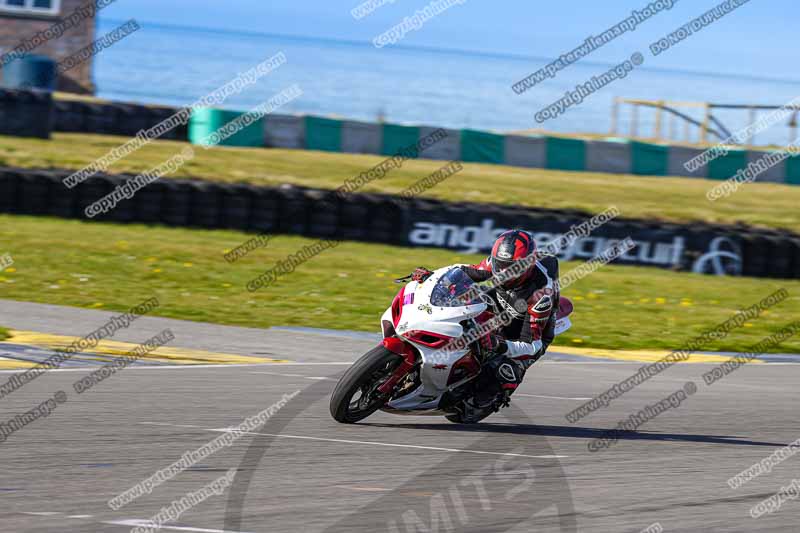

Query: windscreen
left=429, top=268, right=483, bottom=307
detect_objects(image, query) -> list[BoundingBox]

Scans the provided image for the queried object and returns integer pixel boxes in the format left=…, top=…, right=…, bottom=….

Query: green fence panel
left=631, top=141, right=668, bottom=176
left=305, top=116, right=342, bottom=152
left=546, top=137, right=586, bottom=171
left=381, top=123, right=420, bottom=156
left=461, top=129, right=504, bottom=164
left=189, top=108, right=264, bottom=147
left=708, top=150, right=747, bottom=180
left=786, top=154, right=800, bottom=185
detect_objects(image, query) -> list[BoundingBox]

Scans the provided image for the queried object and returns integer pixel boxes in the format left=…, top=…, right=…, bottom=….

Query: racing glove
left=411, top=267, right=434, bottom=282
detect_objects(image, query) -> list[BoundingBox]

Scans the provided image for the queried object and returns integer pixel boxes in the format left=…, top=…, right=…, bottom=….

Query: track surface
left=0, top=301, right=798, bottom=532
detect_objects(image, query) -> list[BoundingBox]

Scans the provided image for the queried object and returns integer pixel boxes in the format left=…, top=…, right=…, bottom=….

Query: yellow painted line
left=0, top=357, right=39, bottom=369
left=3, top=330, right=290, bottom=365
left=553, top=345, right=762, bottom=364
left=2, top=330, right=758, bottom=366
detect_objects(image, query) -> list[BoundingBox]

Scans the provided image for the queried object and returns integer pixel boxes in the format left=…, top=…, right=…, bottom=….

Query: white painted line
left=105, top=520, right=256, bottom=533
left=67, top=514, right=93, bottom=519
left=542, top=361, right=800, bottom=365
left=263, top=362, right=353, bottom=365
left=249, top=371, right=334, bottom=381
left=205, top=427, right=567, bottom=460
left=540, top=361, right=654, bottom=365
left=0, top=361, right=791, bottom=374
left=515, top=393, right=592, bottom=401
left=140, top=422, right=205, bottom=429
left=22, top=511, right=61, bottom=516
left=0, top=363, right=292, bottom=374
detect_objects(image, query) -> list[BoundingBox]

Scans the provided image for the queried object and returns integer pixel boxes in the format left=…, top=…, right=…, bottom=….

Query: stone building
left=0, top=0, right=97, bottom=94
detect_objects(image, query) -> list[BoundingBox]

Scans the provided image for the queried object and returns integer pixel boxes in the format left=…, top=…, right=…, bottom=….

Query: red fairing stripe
left=390, top=286, right=406, bottom=327
left=446, top=353, right=481, bottom=385
left=382, top=336, right=413, bottom=356
left=403, top=330, right=451, bottom=348
left=475, top=310, right=494, bottom=324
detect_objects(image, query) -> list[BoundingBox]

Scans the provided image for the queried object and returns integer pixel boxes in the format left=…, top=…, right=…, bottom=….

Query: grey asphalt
left=0, top=300, right=798, bottom=532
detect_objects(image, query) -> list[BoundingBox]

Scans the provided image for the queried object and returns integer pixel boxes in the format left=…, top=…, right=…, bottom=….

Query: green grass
left=0, top=326, right=8, bottom=341
left=2, top=214, right=799, bottom=353
left=1, top=133, right=799, bottom=233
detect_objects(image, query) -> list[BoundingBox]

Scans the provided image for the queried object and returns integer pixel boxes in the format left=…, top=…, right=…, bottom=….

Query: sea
left=95, top=19, right=800, bottom=147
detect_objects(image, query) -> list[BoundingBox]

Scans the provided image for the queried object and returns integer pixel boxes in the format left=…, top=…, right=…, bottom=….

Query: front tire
left=330, top=346, right=402, bottom=424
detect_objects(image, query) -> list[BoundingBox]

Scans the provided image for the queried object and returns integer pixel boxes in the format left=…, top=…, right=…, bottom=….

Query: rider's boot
left=471, top=356, right=525, bottom=409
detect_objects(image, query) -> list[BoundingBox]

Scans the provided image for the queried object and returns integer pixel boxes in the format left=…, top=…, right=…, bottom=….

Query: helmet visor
left=492, top=257, right=514, bottom=272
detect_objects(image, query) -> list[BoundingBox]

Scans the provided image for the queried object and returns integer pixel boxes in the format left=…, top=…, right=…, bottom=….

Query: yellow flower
left=183, top=262, right=193, bottom=267
left=573, top=295, right=585, bottom=301
left=744, top=323, right=754, bottom=328
left=152, top=268, right=162, bottom=273
left=5, top=267, right=16, bottom=273
left=572, top=338, right=584, bottom=343
left=587, top=293, right=598, bottom=299
left=89, top=302, right=104, bottom=308
left=639, top=298, right=650, bottom=303
left=655, top=297, right=666, bottom=304
left=222, top=283, right=232, bottom=288
left=376, top=273, right=385, bottom=278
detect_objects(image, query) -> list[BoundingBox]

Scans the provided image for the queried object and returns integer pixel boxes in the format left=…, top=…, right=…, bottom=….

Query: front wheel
left=330, top=346, right=402, bottom=424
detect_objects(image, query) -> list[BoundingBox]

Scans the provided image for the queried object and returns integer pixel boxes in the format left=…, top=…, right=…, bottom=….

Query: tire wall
left=0, top=166, right=797, bottom=279
left=0, top=88, right=53, bottom=139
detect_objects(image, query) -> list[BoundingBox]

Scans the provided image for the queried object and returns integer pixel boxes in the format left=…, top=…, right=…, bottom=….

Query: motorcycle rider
left=412, top=229, right=559, bottom=403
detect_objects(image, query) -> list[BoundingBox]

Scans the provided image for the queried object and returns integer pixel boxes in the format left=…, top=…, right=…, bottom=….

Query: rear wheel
left=445, top=399, right=494, bottom=424
left=330, top=346, right=403, bottom=423
left=445, top=411, right=492, bottom=424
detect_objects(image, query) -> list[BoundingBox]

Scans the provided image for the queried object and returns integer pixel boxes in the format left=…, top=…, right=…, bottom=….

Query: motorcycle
left=330, top=265, right=574, bottom=424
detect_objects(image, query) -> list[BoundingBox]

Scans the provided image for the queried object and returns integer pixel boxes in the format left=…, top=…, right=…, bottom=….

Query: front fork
left=377, top=337, right=417, bottom=395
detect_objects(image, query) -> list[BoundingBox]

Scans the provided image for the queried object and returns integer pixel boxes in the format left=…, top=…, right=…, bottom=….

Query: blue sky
left=100, top=0, right=794, bottom=81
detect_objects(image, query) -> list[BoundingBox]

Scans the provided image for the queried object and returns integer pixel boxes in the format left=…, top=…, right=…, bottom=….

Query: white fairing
left=382, top=266, right=487, bottom=413
left=379, top=265, right=573, bottom=414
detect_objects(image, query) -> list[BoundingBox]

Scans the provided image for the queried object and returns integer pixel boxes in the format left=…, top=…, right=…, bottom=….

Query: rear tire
left=445, top=410, right=492, bottom=424
left=330, top=346, right=402, bottom=424
left=445, top=397, right=494, bottom=424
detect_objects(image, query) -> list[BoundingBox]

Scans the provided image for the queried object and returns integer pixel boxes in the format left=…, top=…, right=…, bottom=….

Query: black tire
left=445, top=409, right=492, bottom=424
left=330, top=346, right=402, bottom=424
